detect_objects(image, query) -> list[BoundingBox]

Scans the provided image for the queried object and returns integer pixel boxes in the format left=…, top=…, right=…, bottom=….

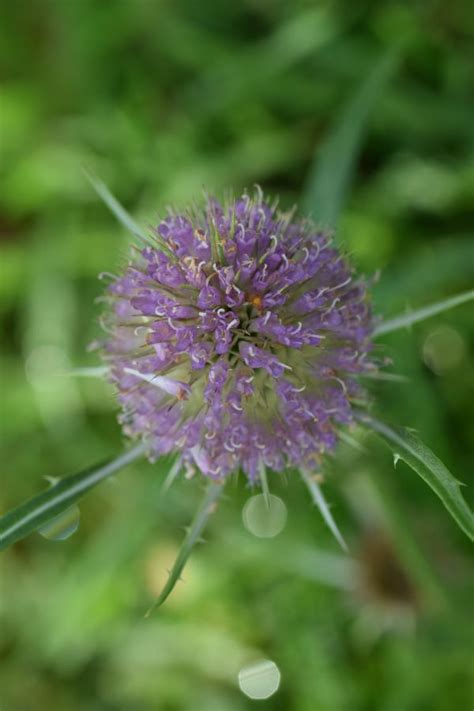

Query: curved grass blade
left=146, top=479, right=224, bottom=614
left=300, top=467, right=348, bottom=552
left=303, top=50, right=398, bottom=226
left=0, top=444, right=146, bottom=551
left=356, top=413, right=474, bottom=541
left=374, top=289, right=474, bottom=337
left=84, top=168, right=173, bottom=257
left=84, top=168, right=149, bottom=242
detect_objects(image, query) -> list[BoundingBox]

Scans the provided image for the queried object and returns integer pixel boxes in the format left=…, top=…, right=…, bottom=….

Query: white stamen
left=322, top=297, right=341, bottom=315
left=328, top=276, right=352, bottom=292
left=123, top=368, right=189, bottom=399
left=332, top=376, right=347, bottom=394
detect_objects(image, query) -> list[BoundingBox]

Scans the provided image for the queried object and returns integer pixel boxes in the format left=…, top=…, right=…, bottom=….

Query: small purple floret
left=100, top=191, right=376, bottom=479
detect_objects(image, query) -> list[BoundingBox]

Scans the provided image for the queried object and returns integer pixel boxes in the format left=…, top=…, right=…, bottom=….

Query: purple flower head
left=100, top=190, right=376, bottom=480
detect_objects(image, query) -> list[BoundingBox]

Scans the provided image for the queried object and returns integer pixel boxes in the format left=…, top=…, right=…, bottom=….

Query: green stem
left=374, top=289, right=474, bottom=337
left=146, top=479, right=224, bottom=614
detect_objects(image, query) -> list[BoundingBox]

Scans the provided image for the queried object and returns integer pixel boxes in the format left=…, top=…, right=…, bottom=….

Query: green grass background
left=0, top=1, right=473, bottom=709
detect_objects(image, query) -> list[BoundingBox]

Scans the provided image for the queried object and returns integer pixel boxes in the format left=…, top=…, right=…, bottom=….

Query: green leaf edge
left=302, top=49, right=399, bottom=226
left=0, top=444, right=146, bottom=551
left=356, top=413, right=474, bottom=541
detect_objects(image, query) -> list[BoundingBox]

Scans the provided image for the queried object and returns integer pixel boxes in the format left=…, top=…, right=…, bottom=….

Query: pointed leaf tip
left=300, top=467, right=349, bottom=552
left=356, top=413, right=474, bottom=541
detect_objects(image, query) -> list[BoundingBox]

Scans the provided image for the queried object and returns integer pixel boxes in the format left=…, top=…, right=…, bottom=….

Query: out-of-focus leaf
left=0, top=444, right=146, bottom=551
left=374, top=289, right=474, bottom=337
left=85, top=169, right=176, bottom=257
left=84, top=169, right=149, bottom=243
left=303, top=51, right=398, bottom=226
left=357, top=414, right=474, bottom=541
left=374, top=237, right=474, bottom=310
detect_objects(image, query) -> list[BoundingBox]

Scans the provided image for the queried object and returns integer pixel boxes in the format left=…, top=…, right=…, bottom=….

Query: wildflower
left=100, top=190, right=376, bottom=481
left=1, top=180, right=471, bottom=611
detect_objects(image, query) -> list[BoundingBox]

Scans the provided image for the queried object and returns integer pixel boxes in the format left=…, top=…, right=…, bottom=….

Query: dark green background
left=1, top=1, right=473, bottom=710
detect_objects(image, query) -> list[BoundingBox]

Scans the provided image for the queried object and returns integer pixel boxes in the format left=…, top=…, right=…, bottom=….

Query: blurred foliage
left=1, top=1, right=473, bottom=710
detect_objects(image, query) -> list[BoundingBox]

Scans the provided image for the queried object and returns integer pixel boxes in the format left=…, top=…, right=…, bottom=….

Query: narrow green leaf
left=300, top=467, right=348, bottom=552
left=83, top=168, right=150, bottom=243
left=84, top=168, right=173, bottom=257
left=161, top=456, right=183, bottom=493
left=146, top=479, right=224, bottom=614
left=303, top=50, right=398, bottom=226
left=356, top=414, right=474, bottom=541
left=373, top=289, right=474, bottom=337
left=259, top=461, right=271, bottom=508
left=0, top=444, right=146, bottom=551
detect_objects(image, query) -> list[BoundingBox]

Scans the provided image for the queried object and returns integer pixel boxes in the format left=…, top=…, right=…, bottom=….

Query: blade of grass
left=356, top=413, right=474, bottom=541
left=373, top=289, right=474, bottom=336
left=303, top=50, right=398, bottom=226
left=0, top=444, right=146, bottom=551
left=84, top=168, right=150, bottom=242
left=84, top=168, right=173, bottom=257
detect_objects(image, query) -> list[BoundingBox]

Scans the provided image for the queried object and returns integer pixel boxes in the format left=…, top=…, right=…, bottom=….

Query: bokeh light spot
left=242, top=493, right=287, bottom=538
left=238, top=659, right=281, bottom=699
left=38, top=505, right=80, bottom=541
left=422, top=325, right=466, bottom=374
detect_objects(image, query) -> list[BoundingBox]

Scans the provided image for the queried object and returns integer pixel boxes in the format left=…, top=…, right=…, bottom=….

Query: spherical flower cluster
left=100, top=191, right=376, bottom=480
